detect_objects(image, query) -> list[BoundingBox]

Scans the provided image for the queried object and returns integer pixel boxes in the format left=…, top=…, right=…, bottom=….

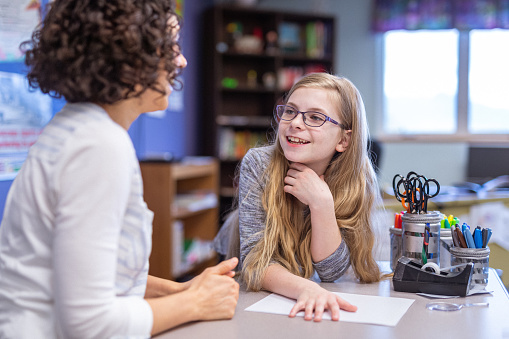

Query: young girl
left=0, top=1, right=238, bottom=338
left=218, top=73, right=383, bottom=322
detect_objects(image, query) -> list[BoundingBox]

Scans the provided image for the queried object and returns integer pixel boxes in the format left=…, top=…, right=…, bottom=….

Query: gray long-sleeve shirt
left=238, top=146, right=351, bottom=282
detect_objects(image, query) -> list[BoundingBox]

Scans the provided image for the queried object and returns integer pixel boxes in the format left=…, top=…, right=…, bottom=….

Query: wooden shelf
left=172, top=162, right=218, bottom=180
left=140, top=159, right=219, bottom=280
left=216, top=115, right=272, bottom=127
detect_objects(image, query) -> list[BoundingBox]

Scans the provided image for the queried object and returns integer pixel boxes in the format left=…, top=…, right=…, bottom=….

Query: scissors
left=422, top=178, right=440, bottom=213
left=392, top=172, right=441, bottom=214
left=392, top=175, right=412, bottom=212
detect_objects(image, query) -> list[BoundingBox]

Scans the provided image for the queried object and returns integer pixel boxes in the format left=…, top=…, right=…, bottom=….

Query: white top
left=0, top=103, right=153, bottom=338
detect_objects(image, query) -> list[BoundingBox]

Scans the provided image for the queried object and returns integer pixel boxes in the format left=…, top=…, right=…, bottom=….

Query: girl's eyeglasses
left=275, top=104, right=347, bottom=129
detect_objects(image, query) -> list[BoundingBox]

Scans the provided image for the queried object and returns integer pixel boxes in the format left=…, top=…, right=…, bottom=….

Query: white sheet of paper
left=245, top=292, right=415, bottom=327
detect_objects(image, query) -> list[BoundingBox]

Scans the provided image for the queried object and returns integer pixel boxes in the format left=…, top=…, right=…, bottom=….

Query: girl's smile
left=286, top=136, right=310, bottom=145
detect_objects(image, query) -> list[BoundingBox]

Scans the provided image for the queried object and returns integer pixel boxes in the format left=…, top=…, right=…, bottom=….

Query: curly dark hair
left=21, top=0, right=182, bottom=104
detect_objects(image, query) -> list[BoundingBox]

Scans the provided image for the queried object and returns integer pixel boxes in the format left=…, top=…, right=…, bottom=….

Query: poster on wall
left=0, top=0, right=42, bottom=62
left=0, top=71, right=52, bottom=180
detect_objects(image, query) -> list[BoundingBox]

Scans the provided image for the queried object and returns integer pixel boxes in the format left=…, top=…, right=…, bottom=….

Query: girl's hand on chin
left=283, top=162, right=333, bottom=208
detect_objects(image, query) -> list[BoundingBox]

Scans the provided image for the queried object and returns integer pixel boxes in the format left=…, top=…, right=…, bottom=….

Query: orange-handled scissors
left=393, top=174, right=411, bottom=212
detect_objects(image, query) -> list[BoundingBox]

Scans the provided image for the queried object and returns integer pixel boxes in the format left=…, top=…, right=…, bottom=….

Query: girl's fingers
left=284, top=176, right=296, bottom=185
left=337, top=295, right=357, bottom=312
left=289, top=301, right=304, bottom=318
left=313, top=301, right=325, bottom=322
left=304, top=301, right=315, bottom=321
left=329, top=301, right=341, bottom=321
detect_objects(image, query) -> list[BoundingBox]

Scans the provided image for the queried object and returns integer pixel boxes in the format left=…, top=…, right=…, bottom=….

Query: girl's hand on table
left=288, top=284, right=357, bottom=322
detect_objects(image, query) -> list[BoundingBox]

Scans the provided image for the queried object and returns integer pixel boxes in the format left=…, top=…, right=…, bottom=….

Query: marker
left=473, top=228, right=482, bottom=248
left=463, top=229, right=475, bottom=248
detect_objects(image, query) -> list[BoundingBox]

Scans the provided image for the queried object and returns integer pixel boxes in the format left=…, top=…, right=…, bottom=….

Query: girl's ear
left=335, top=130, right=352, bottom=153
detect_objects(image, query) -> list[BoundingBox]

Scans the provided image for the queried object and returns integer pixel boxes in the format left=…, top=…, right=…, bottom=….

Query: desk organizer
left=450, top=246, right=490, bottom=291
left=401, top=211, right=441, bottom=265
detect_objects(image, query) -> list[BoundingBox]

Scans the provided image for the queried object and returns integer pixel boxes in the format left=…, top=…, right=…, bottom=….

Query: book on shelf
left=279, top=20, right=329, bottom=57
left=277, top=64, right=327, bottom=91
left=219, top=128, right=267, bottom=160
left=173, top=190, right=218, bottom=213
left=181, top=238, right=216, bottom=272
left=278, top=22, right=302, bottom=53
left=172, top=220, right=216, bottom=277
left=171, top=220, right=184, bottom=277
left=305, top=21, right=326, bottom=58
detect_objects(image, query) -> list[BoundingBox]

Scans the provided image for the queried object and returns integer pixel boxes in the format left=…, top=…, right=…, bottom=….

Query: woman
left=0, top=1, right=239, bottom=338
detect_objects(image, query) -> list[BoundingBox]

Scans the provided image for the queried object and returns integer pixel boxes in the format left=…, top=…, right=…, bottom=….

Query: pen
left=473, top=227, right=482, bottom=248
left=422, top=223, right=430, bottom=265
left=463, top=228, right=475, bottom=248
left=461, top=223, right=470, bottom=233
left=455, top=226, right=468, bottom=248
left=486, top=228, right=492, bottom=245
left=451, top=225, right=460, bottom=247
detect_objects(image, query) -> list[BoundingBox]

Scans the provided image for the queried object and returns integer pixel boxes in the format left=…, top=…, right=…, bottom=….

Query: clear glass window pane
left=383, top=30, right=458, bottom=134
left=469, top=29, right=509, bottom=134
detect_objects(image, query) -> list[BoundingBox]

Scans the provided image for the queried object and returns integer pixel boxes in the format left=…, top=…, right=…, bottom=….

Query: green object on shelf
left=184, top=238, right=194, bottom=253
left=222, top=77, right=238, bottom=88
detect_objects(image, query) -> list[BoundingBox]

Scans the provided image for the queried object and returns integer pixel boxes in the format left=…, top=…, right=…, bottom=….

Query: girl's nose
left=289, top=112, right=306, bottom=128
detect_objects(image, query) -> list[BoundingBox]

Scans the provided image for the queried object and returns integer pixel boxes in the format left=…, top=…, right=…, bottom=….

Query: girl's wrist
left=308, top=196, right=334, bottom=214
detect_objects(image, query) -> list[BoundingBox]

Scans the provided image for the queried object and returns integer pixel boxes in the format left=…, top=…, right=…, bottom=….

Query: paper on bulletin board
left=245, top=292, right=415, bottom=327
left=0, top=0, right=42, bottom=62
left=0, top=71, right=52, bottom=180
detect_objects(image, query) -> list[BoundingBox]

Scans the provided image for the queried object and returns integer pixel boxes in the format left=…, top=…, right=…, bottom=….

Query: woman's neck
left=97, top=98, right=143, bottom=130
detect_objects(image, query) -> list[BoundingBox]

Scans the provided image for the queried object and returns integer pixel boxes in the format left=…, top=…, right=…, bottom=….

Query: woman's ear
left=335, top=130, right=352, bottom=153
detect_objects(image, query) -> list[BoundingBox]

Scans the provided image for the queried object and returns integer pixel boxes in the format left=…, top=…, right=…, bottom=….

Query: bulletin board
left=0, top=0, right=50, bottom=180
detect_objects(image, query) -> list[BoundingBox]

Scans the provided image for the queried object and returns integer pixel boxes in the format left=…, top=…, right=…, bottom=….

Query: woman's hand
left=186, top=257, right=240, bottom=321
left=283, top=162, right=333, bottom=208
left=289, top=283, right=357, bottom=322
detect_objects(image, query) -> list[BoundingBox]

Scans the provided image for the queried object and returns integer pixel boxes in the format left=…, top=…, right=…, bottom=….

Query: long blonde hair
left=242, top=73, right=383, bottom=290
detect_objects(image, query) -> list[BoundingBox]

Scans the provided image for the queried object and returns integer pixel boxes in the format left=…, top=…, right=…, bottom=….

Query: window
left=469, top=29, right=509, bottom=134
left=383, top=29, right=509, bottom=138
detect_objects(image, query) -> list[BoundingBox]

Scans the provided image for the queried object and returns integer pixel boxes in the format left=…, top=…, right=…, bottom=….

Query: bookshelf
left=202, top=4, right=335, bottom=215
left=140, top=158, right=219, bottom=280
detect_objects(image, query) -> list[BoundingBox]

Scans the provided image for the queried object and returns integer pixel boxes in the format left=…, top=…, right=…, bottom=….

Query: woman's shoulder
left=35, top=103, right=132, bottom=163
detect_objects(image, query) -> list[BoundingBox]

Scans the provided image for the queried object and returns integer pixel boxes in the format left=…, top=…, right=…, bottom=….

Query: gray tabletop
left=155, top=266, right=509, bottom=339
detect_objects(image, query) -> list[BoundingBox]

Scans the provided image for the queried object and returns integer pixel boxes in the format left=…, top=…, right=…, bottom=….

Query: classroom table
left=154, top=265, right=509, bottom=339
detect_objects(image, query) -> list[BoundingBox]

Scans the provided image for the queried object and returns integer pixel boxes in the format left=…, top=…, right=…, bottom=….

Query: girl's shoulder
left=244, top=145, right=274, bottom=164
left=240, top=145, right=274, bottom=179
